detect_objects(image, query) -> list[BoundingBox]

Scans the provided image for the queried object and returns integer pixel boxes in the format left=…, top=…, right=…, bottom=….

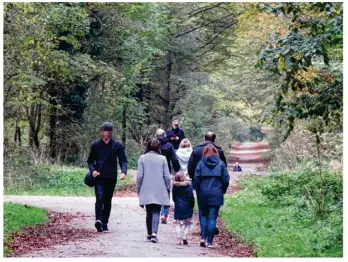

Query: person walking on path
left=193, top=144, right=230, bottom=248
left=87, top=121, right=128, bottom=233
left=187, top=132, right=227, bottom=238
left=145, top=128, right=180, bottom=224
left=176, top=139, right=193, bottom=180
left=187, top=131, right=227, bottom=179
left=145, top=129, right=180, bottom=174
left=167, top=120, right=185, bottom=150
left=137, top=139, right=171, bottom=243
left=172, top=172, right=195, bottom=245
left=233, top=162, right=243, bottom=172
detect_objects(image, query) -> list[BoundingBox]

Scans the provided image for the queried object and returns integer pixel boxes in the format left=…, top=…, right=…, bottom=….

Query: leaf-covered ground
left=5, top=210, right=94, bottom=257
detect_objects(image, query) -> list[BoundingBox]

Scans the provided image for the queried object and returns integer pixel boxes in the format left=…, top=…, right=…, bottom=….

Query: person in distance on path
left=87, top=122, right=128, bottom=233
left=233, top=162, right=243, bottom=172
left=167, top=119, right=185, bottom=151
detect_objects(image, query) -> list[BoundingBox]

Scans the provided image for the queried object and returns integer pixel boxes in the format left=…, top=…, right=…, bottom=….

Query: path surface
left=228, top=141, right=269, bottom=186
left=4, top=141, right=268, bottom=257
left=4, top=196, right=216, bottom=257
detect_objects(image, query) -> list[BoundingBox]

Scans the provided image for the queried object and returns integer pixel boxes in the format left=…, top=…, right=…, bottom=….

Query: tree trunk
left=164, top=51, right=172, bottom=128
left=14, top=113, right=24, bottom=147
left=14, top=123, right=21, bottom=146
left=122, top=106, right=127, bottom=149
left=27, top=104, right=41, bottom=149
left=49, top=98, right=58, bottom=159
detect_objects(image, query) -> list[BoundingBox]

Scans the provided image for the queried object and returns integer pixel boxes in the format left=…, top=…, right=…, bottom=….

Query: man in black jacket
left=87, top=122, right=128, bottom=233
left=187, top=131, right=227, bottom=179
left=166, top=120, right=185, bottom=150
left=145, top=128, right=180, bottom=223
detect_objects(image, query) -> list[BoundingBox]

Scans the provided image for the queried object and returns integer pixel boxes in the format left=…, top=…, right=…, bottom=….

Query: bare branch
left=195, top=21, right=237, bottom=56
left=188, top=3, right=224, bottom=17
left=171, top=13, right=234, bottom=40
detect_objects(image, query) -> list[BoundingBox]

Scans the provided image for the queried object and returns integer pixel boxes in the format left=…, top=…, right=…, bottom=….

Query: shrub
left=225, top=168, right=343, bottom=257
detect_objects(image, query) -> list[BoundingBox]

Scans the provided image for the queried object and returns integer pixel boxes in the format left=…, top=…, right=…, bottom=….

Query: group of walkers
left=87, top=120, right=230, bottom=249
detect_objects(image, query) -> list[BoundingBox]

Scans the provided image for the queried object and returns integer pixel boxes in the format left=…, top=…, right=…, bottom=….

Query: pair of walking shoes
left=200, top=240, right=213, bottom=248
left=147, top=234, right=158, bottom=243
left=178, top=239, right=188, bottom=245
left=95, top=220, right=109, bottom=233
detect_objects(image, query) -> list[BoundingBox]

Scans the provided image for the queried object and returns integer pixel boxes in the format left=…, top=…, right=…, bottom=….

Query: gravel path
left=4, top=196, right=216, bottom=257
left=4, top=141, right=268, bottom=257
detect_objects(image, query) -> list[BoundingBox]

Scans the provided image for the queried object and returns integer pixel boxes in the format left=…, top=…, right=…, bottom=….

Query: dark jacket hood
left=202, top=156, right=220, bottom=169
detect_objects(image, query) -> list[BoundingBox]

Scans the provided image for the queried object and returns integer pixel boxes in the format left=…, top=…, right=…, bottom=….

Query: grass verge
left=5, top=164, right=134, bottom=196
left=221, top=170, right=342, bottom=257
left=4, top=202, right=48, bottom=257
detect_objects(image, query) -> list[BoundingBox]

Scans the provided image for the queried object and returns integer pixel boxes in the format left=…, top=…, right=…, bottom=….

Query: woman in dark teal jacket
left=193, top=144, right=230, bottom=248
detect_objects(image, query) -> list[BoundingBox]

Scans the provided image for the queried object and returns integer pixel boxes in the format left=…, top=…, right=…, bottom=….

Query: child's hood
left=173, top=180, right=190, bottom=187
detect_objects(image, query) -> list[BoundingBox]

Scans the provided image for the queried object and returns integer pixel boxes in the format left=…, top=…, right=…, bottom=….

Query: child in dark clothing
left=172, top=172, right=195, bottom=245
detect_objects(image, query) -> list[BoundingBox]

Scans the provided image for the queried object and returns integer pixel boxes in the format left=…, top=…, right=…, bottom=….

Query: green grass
left=4, top=202, right=48, bottom=256
left=221, top=172, right=343, bottom=257
left=5, top=164, right=134, bottom=196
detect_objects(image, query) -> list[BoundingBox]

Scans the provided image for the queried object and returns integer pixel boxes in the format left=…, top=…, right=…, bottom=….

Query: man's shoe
left=95, top=220, right=103, bottom=233
left=160, top=215, right=167, bottom=224
left=183, top=239, right=188, bottom=245
left=147, top=235, right=152, bottom=241
left=102, top=223, right=109, bottom=232
left=200, top=239, right=206, bottom=247
left=207, top=244, right=214, bottom=249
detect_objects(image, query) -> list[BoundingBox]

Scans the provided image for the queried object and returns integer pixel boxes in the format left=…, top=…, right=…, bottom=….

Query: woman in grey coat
left=137, top=139, right=171, bottom=243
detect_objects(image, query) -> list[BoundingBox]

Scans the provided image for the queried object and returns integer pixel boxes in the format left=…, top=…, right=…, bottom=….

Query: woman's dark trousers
left=145, top=204, right=162, bottom=235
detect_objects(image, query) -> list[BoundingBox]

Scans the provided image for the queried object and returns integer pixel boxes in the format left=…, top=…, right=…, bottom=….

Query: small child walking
left=172, top=172, right=195, bottom=245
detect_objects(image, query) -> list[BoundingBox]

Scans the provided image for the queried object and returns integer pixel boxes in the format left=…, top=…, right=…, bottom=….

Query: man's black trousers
left=94, top=178, right=117, bottom=224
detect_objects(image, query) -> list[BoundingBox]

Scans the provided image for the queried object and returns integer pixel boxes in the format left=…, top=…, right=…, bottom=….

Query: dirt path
left=4, top=196, right=218, bottom=257
left=228, top=141, right=269, bottom=187
left=3, top=141, right=269, bottom=257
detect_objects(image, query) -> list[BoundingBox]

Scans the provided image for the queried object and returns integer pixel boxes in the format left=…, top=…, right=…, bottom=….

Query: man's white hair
left=155, top=128, right=166, bottom=138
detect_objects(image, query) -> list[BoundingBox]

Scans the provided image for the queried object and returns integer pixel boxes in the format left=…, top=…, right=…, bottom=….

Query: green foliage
left=222, top=169, right=343, bottom=257
left=4, top=203, right=48, bottom=256
left=257, top=2, right=343, bottom=138
left=5, top=164, right=134, bottom=197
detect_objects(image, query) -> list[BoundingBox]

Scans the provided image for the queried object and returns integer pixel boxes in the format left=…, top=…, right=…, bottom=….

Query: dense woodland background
left=2, top=2, right=343, bottom=257
left=4, top=2, right=342, bottom=163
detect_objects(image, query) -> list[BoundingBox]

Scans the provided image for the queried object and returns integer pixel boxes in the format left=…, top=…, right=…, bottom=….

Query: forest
left=3, top=2, right=343, bottom=257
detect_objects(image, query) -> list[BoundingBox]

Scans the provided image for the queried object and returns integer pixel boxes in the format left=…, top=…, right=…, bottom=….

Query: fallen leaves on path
left=5, top=211, right=94, bottom=257
left=190, top=213, right=253, bottom=257
left=114, top=183, right=138, bottom=197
